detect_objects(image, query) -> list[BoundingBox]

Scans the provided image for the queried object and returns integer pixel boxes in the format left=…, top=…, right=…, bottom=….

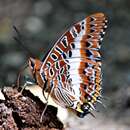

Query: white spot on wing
left=70, top=49, right=80, bottom=57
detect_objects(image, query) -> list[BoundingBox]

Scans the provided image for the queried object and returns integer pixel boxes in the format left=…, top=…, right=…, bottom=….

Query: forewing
left=40, top=13, right=107, bottom=109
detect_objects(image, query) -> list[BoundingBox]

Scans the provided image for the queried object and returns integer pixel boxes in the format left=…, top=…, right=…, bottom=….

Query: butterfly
left=28, top=13, right=108, bottom=118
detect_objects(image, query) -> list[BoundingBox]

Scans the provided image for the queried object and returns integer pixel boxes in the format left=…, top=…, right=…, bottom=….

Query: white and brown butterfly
left=28, top=13, right=108, bottom=118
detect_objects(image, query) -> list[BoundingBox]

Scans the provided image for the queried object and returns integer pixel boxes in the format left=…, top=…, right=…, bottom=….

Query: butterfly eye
left=28, top=57, right=36, bottom=73
left=30, top=61, right=34, bottom=69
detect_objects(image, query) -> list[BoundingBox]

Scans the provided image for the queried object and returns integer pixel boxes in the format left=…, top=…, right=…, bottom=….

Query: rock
left=0, top=87, right=63, bottom=130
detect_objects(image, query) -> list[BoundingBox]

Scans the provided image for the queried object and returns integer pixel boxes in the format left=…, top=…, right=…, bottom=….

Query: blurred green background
left=0, top=0, right=130, bottom=129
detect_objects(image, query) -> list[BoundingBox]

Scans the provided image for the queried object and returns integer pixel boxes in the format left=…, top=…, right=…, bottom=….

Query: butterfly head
left=28, top=57, right=43, bottom=85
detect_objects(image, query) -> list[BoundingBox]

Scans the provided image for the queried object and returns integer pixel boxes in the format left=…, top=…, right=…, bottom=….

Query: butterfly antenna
left=13, top=26, right=36, bottom=89
left=13, top=25, right=35, bottom=58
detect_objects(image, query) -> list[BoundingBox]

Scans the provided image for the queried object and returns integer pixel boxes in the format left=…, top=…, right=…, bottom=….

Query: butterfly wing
left=40, top=13, right=107, bottom=116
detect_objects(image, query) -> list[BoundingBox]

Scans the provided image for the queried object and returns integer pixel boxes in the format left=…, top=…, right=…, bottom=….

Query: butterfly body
left=28, top=13, right=108, bottom=117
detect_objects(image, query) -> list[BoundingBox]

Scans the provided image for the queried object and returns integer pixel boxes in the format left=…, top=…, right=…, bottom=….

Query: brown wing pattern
left=40, top=13, right=107, bottom=117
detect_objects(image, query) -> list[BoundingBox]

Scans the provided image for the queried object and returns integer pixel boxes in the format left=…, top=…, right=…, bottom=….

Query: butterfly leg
left=14, top=76, right=36, bottom=97
left=13, top=82, right=28, bottom=98
left=40, top=101, right=48, bottom=123
left=40, top=86, right=54, bottom=123
left=21, top=75, right=36, bottom=93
